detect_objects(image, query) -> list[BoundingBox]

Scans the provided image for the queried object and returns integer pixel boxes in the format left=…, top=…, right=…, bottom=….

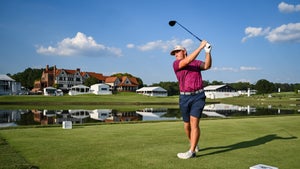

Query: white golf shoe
left=177, top=150, right=196, bottom=159
left=195, top=145, right=199, bottom=152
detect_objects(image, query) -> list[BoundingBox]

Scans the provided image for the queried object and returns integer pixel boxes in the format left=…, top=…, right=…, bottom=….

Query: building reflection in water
left=0, top=104, right=299, bottom=127
left=203, top=103, right=256, bottom=117
left=136, top=108, right=177, bottom=121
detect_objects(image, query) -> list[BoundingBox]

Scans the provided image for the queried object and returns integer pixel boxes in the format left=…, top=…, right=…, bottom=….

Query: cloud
left=278, top=2, right=300, bottom=13
left=36, top=32, right=122, bottom=57
left=235, top=79, right=252, bottom=83
left=212, top=66, right=260, bottom=72
left=266, top=23, right=300, bottom=42
left=127, top=38, right=194, bottom=52
left=212, top=67, right=237, bottom=72
left=242, top=27, right=270, bottom=42
left=240, top=66, right=260, bottom=71
left=242, top=2, right=300, bottom=43
left=242, top=23, right=300, bottom=43
left=126, top=44, right=135, bottom=48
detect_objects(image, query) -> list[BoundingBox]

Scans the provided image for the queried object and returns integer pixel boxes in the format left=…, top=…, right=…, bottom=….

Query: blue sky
left=1, top=0, right=299, bottom=85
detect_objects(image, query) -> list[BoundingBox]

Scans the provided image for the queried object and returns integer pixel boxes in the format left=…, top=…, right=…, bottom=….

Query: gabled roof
left=0, top=75, right=15, bottom=81
left=136, top=87, right=167, bottom=92
left=105, top=76, right=119, bottom=83
left=91, top=83, right=109, bottom=87
left=204, top=85, right=226, bottom=90
left=83, top=72, right=106, bottom=81
left=70, top=85, right=89, bottom=89
left=204, top=84, right=236, bottom=91
left=128, top=77, right=139, bottom=85
left=119, top=76, right=139, bottom=86
left=64, top=69, right=78, bottom=75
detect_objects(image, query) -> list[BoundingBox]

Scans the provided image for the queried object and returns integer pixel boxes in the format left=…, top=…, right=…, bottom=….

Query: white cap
left=170, top=45, right=186, bottom=55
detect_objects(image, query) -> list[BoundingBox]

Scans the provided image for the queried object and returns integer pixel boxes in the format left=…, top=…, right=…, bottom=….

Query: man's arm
left=179, top=41, right=207, bottom=69
left=200, top=44, right=212, bottom=70
left=201, top=52, right=212, bottom=70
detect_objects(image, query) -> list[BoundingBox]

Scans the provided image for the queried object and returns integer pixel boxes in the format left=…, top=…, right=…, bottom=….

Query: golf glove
left=204, top=43, right=211, bottom=53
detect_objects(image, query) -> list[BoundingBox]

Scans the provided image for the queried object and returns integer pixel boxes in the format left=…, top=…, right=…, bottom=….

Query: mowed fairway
left=1, top=116, right=299, bottom=169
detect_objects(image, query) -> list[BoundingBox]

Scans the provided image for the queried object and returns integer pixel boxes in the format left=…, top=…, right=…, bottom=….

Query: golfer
left=170, top=40, right=212, bottom=159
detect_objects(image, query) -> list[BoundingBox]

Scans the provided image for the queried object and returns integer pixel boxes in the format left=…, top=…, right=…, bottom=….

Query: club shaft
left=176, top=22, right=202, bottom=42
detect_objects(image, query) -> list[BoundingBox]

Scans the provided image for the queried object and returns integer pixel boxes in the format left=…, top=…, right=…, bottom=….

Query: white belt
left=180, top=89, right=204, bottom=95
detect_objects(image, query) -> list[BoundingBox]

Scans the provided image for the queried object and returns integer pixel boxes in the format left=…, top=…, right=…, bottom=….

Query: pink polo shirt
left=173, top=59, right=203, bottom=92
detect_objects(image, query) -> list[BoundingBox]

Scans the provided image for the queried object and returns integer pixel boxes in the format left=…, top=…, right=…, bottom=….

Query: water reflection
left=136, top=108, right=177, bottom=121
left=203, top=104, right=256, bottom=118
left=0, top=104, right=299, bottom=127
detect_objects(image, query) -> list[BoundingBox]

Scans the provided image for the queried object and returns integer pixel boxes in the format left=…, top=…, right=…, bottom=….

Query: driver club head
left=168, top=20, right=203, bottom=42
left=168, top=20, right=176, bottom=27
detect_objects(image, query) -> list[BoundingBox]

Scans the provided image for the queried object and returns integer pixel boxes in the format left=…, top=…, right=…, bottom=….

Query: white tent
left=90, top=83, right=112, bottom=95
left=204, top=85, right=239, bottom=99
left=136, top=86, right=167, bottom=97
left=43, top=87, right=57, bottom=96
left=68, top=85, right=90, bottom=96
left=0, top=74, right=20, bottom=95
left=90, top=109, right=112, bottom=121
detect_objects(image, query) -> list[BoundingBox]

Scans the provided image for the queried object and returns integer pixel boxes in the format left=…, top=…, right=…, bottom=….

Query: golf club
left=168, top=20, right=202, bottom=42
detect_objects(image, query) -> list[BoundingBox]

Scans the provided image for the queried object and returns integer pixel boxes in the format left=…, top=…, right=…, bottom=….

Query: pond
left=0, top=103, right=299, bottom=127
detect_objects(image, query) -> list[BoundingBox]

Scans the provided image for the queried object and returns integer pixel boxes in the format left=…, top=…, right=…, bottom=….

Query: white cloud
left=126, top=44, right=135, bottom=48
left=128, top=38, right=194, bottom=52
left=36, top=32, right=122, bottom=57
left=266, top=23, right=300, bottom=42
left=212, top=67, right=237, bottom=72
left=240, top=66, right=260, bottom=71
left=212, top=66, right=260, bottom=72
left=235, top=79, right=251, bottom=83
left=242, top=27, right=270, bottom=42
left=137, top=40, right=167, bottom=51
left=242, top=2, right=300, bottom=43
left=278, top=2, right=300, bottom=13
left=242, top=23, right=300, bottom=43
left=181, top=39, right=194, bottom=48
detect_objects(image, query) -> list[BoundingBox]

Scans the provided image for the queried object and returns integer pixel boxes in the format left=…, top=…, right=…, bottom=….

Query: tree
left=136, top=77, right=144, bottom=88
left=151, top=81, right=179, bottom=96
left=10, top=68, right=43, bottom=90
left=211, top=80, right=224, bottom=85
left=293, top=83, right=300, bottom=93
left=274, top=83, right=294, bottom=92
left=203, top=80, right=209, bottom=87
left=229, top=82, right=252, bottom=91
left=255, top=79, right=275, bottom=94
left=84, top=77, right=99, bottom=87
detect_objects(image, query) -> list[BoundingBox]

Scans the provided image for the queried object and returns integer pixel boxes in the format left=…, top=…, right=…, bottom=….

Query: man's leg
left=177, top=117, right=199, bottom=159
left=189, top=116, right=200, bottom=152
left=183, top=122, right=191, bottom=141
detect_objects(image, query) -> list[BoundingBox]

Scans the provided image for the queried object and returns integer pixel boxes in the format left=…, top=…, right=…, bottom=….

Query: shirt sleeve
left=173, top=60, right=180, bottom=72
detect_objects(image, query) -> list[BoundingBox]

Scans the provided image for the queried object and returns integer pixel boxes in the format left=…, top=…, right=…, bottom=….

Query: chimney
left=76, top=68, right=80, bottom=72
left=46, top=65, right=49, bottom=71
left=53, top=65, right=56, bottom=76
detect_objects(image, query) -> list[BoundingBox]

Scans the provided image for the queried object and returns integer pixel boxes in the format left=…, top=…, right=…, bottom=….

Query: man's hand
left=204, top=43, right=211, bottom=53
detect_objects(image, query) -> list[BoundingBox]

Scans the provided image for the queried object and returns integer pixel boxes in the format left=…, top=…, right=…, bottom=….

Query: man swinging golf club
left=171, top=40, right=212, bottom=159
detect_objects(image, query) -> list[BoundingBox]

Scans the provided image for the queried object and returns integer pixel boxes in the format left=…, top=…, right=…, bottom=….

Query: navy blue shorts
left=179, top=91, right=206, bottom=122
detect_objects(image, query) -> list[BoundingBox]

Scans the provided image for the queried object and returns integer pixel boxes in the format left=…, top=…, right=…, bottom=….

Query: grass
left=0, top=93, right=180, bottom=110
left=0, top=92, right=179, bottom=104
left=215, top=92, right=300, bottom=109
left=0, top=137, right=32, bottom=169
left=0, top=92, right=299, bottom=168
left=0, top=116, right=299, bottom=169
left=0, top=92, right=299, bottom=110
